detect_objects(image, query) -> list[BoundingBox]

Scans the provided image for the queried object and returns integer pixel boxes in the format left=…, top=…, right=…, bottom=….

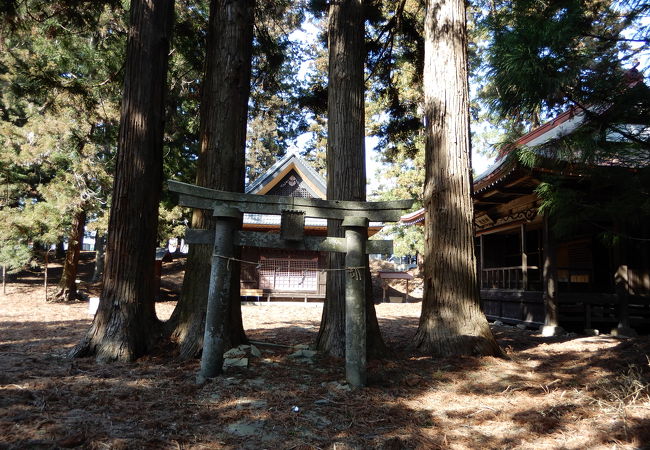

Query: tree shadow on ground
left=2, top=301, right=650, bottom=448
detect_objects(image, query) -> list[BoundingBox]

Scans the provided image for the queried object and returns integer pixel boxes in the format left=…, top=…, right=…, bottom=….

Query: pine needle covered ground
left=1, top=256, right=649, bottom=449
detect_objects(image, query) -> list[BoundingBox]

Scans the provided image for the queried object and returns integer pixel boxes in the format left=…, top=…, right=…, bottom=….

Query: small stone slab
left=226, top=420, right=266, bottom=437
left=289, top=349, right=317, bottom=359
left=248, top=378, right=266, bottom=387
left=404, top=374, right=423, bottom=387
left=223, top=357, right=248, bottom=369
left=224, top=348, right=246, bottom=358
left=324, top=381, right=351, bottom=392
left=302, top=411, right=332, bottom=429
left=235, top=398, right=268, bottom=410
left=250, top=344, right=262, bottom=358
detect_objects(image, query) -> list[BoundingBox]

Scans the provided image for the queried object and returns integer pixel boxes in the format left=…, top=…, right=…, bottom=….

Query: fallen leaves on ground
left=1, top=270, right=649, bottom=449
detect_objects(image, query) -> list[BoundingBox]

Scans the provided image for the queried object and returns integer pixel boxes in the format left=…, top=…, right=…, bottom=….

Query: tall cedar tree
left=316, top=0, right=387, bottom=358
left=71, top=0, right=175, bottom=361
left=166, top=0, right=254, bottom=358
left=414, top=0, right=502, bottom=356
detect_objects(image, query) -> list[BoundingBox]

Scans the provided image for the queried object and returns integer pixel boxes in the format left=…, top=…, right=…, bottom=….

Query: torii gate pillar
left=343, top=216, right=368, bottom=388
left=197, top=206, right=241, bottom=384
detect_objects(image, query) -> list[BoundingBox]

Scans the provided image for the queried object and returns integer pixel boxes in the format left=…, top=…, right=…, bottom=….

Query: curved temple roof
left=399, top=104, right=591, bottom=225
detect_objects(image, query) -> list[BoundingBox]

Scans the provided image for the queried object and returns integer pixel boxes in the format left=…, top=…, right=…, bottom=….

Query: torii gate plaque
left=168, top=180, right=413, bottom=387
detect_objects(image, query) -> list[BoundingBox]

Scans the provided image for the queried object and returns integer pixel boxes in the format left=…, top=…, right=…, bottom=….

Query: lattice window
left=568, top=241, right=592, bottom=268
left=268, top=171, right=313, bottom=198
left=259, top=257, right=318, bottom=291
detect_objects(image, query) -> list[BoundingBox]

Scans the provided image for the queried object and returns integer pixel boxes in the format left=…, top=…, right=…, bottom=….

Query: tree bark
left=165, top=0, right=254, bottom=359
left=316, top=0, right=388, bottom=358
left=71, top=0, right=175, bottom=362
left=414, top=0, right=502, bottom=357
left=53, top=209, right=86, bottom=302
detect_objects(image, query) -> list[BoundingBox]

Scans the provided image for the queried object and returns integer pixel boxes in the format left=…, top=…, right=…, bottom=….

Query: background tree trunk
left=55, top=241, right=66, bottom=260
left=165, top=0, right=254, bottom=359
left=316, top=0, right=387, bottom=358
left=91, top=231, right=106, bottom=283
left=43, top=249, right=49, bottom=301
left=414, top=0, right=502, bottom=357
left=54, top=209, right=86, bottom=302
left=71, top=0, right=175, bottom=362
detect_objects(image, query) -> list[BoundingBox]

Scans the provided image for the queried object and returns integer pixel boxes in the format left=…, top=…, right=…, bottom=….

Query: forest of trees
left=0, top=0, right=648, bottom=363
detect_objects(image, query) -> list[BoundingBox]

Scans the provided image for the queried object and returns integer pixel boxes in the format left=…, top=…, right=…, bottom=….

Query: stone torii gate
left=168, top=180, right=413, bottom=387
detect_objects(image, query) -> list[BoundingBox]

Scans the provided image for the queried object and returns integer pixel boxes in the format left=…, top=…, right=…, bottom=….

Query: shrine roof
left=246, top=153, right=326, bottom=198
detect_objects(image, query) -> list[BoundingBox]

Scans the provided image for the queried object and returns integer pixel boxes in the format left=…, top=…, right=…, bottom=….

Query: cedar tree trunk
left=54, top=209, right=86, bottom=302
left=71, top=0, right=174, bottom=361
left=166, top=0, right=254, bottom=358
left=316, top=0, right=387, bottom=358
left=414, top=0, right=502, bottom=357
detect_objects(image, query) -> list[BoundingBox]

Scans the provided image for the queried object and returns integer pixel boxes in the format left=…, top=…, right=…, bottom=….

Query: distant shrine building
left=240, top=154, right=382, bottom=301
left=401, top=106, right=650, bottom=333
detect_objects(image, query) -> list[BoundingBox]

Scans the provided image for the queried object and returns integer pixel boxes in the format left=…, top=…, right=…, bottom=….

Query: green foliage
left=473, top=0, right=650, bottom=245
left=372, top=143, right=424, bottom=257
left=478, top=0, right=650, bottom=127
left=157, top=205, right=187, bottom=245
left=379, top=222, right=424, bottom=257
left=0, top=1, right=124, bottom=269
left=366, top=0, right=425, bottom=162
left=0, top=239, right=31, bottom=273
left=163, top=0, right=209, bottom=186
left=528, top=80, right=650, bottom=241
left=534, top=161, right=650, bottom=242
left=0, top=0, right=319, bottom=265
left=246, top=1, right=311, bottom=182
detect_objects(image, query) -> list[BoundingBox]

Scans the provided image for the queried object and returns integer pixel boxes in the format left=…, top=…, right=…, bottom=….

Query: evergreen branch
left=588, top=221, right=650, bottom=242
left=365, top=0, right=407, bottom=83
left=580, top=32, right=649, bottom=44
left=24, top=7, right=56, bottom=25
left=94, top=60, right=125, bottom=87
left=567, top=94, right=650, bottom=150
left=606, top=123, right=650, bottom=148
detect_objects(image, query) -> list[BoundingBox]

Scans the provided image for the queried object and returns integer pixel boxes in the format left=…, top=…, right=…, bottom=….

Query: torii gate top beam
left=168, top=180, right=413, bottom=222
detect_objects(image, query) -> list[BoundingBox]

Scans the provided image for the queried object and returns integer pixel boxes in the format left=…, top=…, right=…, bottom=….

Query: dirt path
left=1, top=284, right=649, bottom=449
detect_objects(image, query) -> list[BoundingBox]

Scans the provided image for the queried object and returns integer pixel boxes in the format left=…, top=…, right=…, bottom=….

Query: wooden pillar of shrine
left=542, top=216, right=563, bottom=336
